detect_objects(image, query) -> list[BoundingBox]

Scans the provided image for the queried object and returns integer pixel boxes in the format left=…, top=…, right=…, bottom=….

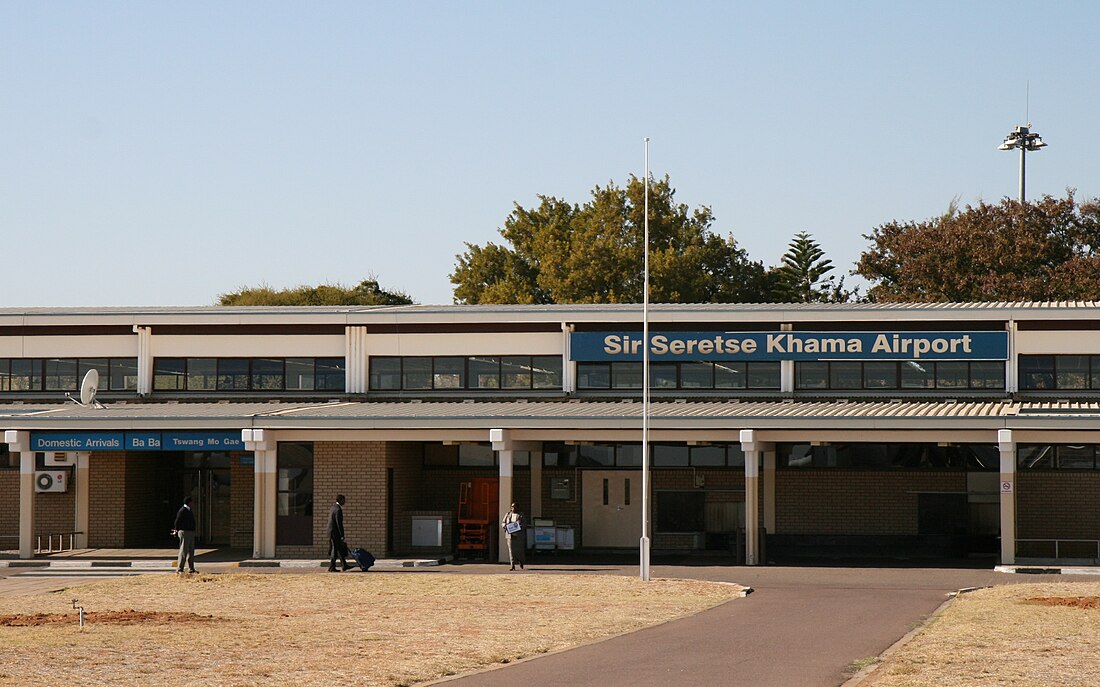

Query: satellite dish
left=79, top=369, right=100, bottom=406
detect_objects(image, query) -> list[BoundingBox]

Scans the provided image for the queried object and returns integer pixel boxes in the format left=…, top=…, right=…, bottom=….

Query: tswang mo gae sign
left=570, top=331, right=1008, bottom=362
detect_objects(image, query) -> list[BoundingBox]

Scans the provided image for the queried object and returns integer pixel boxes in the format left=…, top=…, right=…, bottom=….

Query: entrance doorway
left=182, top=453, right=232, bottom=546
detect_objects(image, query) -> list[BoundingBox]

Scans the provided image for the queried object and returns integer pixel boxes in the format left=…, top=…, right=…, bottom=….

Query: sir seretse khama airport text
left=602, top=333, right=974, bottom=359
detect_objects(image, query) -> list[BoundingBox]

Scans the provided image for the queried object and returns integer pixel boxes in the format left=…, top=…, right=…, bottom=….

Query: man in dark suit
left=326, top=494, right=350, bottom=572
left=172, top=496, right=198, bottom=574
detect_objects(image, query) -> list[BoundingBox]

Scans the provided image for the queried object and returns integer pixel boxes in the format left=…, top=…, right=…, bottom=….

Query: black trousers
left=329, top=537, right=348, bottom=569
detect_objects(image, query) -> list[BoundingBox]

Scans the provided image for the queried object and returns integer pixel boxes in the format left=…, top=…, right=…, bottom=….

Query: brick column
left=530, top=447, right=543, bottom=518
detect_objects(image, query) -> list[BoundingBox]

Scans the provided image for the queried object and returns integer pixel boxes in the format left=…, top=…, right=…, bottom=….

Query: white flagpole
left=640, top=137, right=651, bottom=581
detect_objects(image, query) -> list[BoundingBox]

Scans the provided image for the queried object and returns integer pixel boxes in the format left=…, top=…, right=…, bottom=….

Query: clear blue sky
left=3, top=1, right=1097, bottom=306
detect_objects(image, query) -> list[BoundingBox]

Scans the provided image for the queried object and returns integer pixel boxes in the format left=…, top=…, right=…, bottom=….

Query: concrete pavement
left=428, top=563, right=1082, bottom=687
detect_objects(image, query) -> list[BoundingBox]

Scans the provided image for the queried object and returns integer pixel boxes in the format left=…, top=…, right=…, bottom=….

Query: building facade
left=3, top=302, right=1100, bottom=565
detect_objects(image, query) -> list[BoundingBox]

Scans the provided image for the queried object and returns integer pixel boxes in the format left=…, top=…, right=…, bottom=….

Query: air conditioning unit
left=44, top=452, right=76, bottom=467
left=35, top=471, right=68, bottom=493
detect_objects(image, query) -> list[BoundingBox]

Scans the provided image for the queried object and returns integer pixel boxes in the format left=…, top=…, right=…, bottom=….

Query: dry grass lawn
left=866, top=582, right=1100, bottom=687
left=0, top=572, right=742, bottom=687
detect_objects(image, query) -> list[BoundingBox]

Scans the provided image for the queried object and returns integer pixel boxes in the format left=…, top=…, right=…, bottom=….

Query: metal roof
left=2, top=301, right=1100, bottom=322
left=5, top=400, right=1100, bottom=434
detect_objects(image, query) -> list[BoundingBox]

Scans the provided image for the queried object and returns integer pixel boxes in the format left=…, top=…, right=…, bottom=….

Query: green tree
left=218, top=277, right=414, bottom=306
left=856, top=193, right=1100, bottom=302
left=768, top=231, right=854, bottom=302
left=451, top=175, right=769, bottom=304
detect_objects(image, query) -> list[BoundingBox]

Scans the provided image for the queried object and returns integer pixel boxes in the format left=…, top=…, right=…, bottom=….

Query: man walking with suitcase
left=327, top=494, right=350, bottom=572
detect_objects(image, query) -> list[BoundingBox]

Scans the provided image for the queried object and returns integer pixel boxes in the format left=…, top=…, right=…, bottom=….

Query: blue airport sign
left=570, top=331, right=1009, bottom=362
left=31, top=431, right=244, bottom=452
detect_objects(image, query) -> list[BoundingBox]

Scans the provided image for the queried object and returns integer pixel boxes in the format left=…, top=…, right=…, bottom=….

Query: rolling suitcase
left=349, top=547, right=375, bottom=571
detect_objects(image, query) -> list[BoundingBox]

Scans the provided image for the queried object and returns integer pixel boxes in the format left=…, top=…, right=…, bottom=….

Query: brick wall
left=230, top=453, right=254, bottom=549
left=0, top=471, right=18, bottom=546
left=89, top=452, right=126, bottom=547
left=775, top=470, right=967, bottom=535
left=1018, top=472, right=1100, bottom=540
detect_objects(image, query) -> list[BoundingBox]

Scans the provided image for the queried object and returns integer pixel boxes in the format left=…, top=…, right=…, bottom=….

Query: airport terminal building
left=4, top=302, right=1100, bottom=566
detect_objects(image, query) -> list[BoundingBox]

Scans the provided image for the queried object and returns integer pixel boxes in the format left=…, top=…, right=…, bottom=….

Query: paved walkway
left=429, top=562, right=1085, bottom=687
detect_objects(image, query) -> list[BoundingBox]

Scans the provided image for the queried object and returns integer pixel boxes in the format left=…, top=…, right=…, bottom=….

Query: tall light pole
left=640, top=137, right=651, bottom=582
left=998, top=124, right=1047, bottom=202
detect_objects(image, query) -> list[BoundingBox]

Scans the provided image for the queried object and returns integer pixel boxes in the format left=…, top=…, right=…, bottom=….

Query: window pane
left=433, top=357, right=465, bottom=389
left=78, top=359, right=109, bottom=390
left=900, top=360, right=934, bottom=389
left=680, top=362, right=714, bottom=389
left=500, top=356, right=532, bottom=389
left=285, top=358, right=315, bottom=390
left=747, top=362, right=780, bottom=389
left=402, top=358, right=432, bottom=390
left=617, top=444, right=642, bottom=467
left=368, top=358, right=400, bottom=391
left=217, top=359, right=250, bottom=391
left=935, top=361, right=969, bottom=389
left=8, top=359, right=40, bottom=391
left=252, top=358, right=284, bottom=390
left=542, top=443, right=576, bottom=467
left=653, top=444, right=689, bottom=466
left=182, top=358, right=214, bottom=391
left=1057, top=445, right=1094, bottom=469
left=153, top=358, right=186, bottom=391
left=796, top=362, right=828, bottom=389
left=531, top=356, right=562, bottom=389
left=863, top=362, right=898, bottom=389
left=577, top=363, right=610, bottom=389
left=1057, top=356, right=1089, bottom=389
left=690, top=445, right=726, bottom=466
left=1019, top=356, right=1055, bottom=390
left=469, top=357, right=500, bottom=389
left=1018, top=444, right=1053, bottom=469
left=45, top=359, right=78, bottom=391
left=651, top=363, right=677, bottom=389
left=830, top=362, right=862, bottom=390
left=970, top=361, right=1004, bottom=389
left=1092, top=356, right=1100, bottom=389
left=612, top=362, right=642, bottom=389
left=110, top=358, right=139, bottom=391
left=577, top=444, right=614, bottom=467
left=714, top=362, right=746, bottom=389
left=458, top=444, right=495, bottom=466
left=0, top=359, right=9, bottom=391
left=314, top=358, right=346, bottom=391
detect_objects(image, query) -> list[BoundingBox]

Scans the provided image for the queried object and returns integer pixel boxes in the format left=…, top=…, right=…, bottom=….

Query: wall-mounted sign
left=570, top=331, right=1008, bottom=362
left=30, top=431, right=244, bottom=452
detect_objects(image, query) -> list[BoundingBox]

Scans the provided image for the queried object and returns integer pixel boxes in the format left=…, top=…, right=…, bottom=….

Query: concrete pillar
left=998, top=429, right=1016, bottom=565
left=490, top=429, right=514, bottom=564
left=763, top=446, right=776, bottom=534
left=19, top=450, right=35, bottom=559
left=133, top=325, right=153, bottom=395
left=345, top=326, right=369, bottom=394
left=243, top=429, right=277, bottom=558
left=561, top=323, right=576, bottom=394
left=740, top=429, right=761, bottom=565
left=4, top=431, right=33, bottom=559
left=74, top=452, right=90, bottom=548
left=530, top=447, right=543, bottom=518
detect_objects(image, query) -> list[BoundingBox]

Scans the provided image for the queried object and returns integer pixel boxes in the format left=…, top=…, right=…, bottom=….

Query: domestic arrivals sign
left=30, top=431, right=245, bottom=452
left=570, top=331, right=1008, bottom=362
